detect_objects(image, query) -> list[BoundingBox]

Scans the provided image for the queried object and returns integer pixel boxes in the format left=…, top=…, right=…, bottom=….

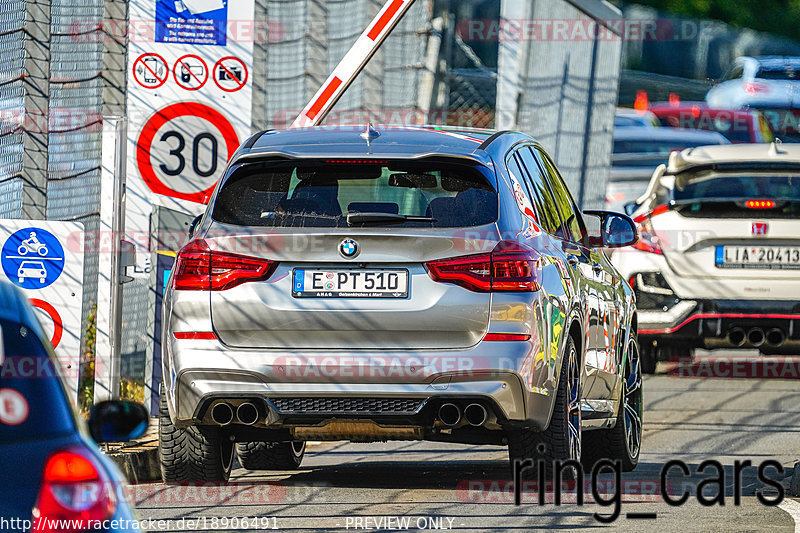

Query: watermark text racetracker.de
left=457, top=18, right=720, bottom=42
left=0, top=516, right=279, bottom=532
left=666, top=355, right=800, bottom=379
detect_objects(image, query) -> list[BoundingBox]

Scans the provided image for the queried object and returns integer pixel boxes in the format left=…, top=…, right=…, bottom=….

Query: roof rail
left=242, top=129, right=273, bottom=150
left=477, top=130, right=514, bottom=150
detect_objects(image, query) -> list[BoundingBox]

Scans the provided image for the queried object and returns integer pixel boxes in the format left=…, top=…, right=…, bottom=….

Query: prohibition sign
left=30, top=298, right=63, bottom=350
left=136, top=102, right=240, bottom=204
left=133, top=53, right=168, bottom=89
left=213, top=56, right=248, bottom=92
left=0, top=388, right=29, bottom=426
left=173, top=54, right=208, bottom=91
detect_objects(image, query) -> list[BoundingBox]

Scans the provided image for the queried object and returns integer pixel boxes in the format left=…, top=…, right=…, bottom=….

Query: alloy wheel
left=623, top=340, right=643, bottom=459
left=566, top=342, right=581, bottom=461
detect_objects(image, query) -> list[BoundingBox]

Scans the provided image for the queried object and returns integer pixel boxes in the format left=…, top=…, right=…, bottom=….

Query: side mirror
left=623, top=202, right=637, bottom=216
left=583, top=210, right=639, bottom=248
left=88, top=400, right=149, bottom=443
left=187, top=214, right=203, bottom=239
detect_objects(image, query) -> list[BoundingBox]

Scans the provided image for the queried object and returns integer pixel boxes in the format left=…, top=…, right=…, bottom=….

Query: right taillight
left=632, top=205, right=668, bottom=255
left=425, top=240, right=541, bottom=292
left=172, top=239, right=277, bottom=291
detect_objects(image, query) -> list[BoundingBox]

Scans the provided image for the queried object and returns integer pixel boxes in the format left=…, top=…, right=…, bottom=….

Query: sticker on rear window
left=0, top=388, right=29, bottom=425
left=507, top=172, right=542, bottom=238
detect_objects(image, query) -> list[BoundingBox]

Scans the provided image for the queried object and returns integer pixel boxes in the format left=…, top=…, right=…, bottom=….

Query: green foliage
left=624, top=0, right=800, bottom=41
left=77, top=305, right=146, bottom=413
left=78, top=305, right=97, bottom=417
left=120, top=378, right=145, bottom=403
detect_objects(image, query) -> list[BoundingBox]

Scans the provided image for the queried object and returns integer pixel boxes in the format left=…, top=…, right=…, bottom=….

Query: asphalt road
left=134, top=352, right=800, bottom=532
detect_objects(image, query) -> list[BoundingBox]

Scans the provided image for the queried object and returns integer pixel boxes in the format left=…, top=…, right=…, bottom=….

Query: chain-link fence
left=48, top=0, right=105, bottom=363
left=262, top=0, right=328, bottom=129
left=0, top=0, right=26, bottom=215
left=259, top=0, right=433, bottom=128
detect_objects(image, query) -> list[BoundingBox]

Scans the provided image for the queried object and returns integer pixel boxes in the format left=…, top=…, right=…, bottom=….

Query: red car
left=649, top=103, right=774, bottom=143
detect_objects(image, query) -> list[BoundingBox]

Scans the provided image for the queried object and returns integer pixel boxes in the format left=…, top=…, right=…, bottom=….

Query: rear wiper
left=346, top=212, right=436, bottom=226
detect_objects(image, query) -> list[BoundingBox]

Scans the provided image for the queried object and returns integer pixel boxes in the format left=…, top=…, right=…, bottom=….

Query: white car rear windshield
left=212, top=160, right=498, bottom=228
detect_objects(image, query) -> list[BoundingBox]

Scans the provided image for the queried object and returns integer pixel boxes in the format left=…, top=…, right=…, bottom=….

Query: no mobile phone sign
left=133, top=53, right=169, bottom=89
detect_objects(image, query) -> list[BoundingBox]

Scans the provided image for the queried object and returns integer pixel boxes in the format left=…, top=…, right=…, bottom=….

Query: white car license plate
left=715, top=246, right=800, bottom=270
left=292, top=269, right=409, bottom=298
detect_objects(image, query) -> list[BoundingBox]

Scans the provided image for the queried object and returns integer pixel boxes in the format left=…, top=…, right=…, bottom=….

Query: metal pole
left=577, top=30, right=599, bottom=210
left=95, top=116, right=127, bottom=403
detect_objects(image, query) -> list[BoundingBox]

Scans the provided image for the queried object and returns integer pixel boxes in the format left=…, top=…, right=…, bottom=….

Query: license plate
left=715, top=246, right=800, bottom=270
left=292, top=269, right=409, bottom=298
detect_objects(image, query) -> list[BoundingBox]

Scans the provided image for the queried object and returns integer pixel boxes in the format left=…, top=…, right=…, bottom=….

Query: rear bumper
left=638, top=298, right=800, bottom=349
left=611, top=250, right=800, bottom=348
left=162, top=337, right=559, bottom=433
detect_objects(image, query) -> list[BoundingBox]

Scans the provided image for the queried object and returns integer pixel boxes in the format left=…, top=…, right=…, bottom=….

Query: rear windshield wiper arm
left=346, top=212, right=436, bottom=226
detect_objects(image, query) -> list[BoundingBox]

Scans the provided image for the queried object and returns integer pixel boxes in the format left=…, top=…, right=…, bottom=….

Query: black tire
left=159, top=385, right=235, bottom=482
left=582, top=334, right=642, bottom=472
left=507, top=335, right=581, bottom=477
left=640, top=340, right=657, bottom=375
left=236, top=441, right=306, bottom=470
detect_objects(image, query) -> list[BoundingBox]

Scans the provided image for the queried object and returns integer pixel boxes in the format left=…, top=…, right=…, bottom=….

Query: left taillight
left=632, top=205, right=668, bottom=255
left=425, top=241, right=541, bottom=292
left=172, top=239, right=277, bottom=291
left=32, top=448, right=116, bottom=533
left=744, top=81, right=770, bottom=94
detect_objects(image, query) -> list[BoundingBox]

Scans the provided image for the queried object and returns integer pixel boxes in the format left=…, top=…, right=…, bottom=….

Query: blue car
left=0, top=282, right=147, bottom=533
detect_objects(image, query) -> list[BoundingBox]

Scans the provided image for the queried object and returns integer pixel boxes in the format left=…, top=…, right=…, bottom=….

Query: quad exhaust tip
left=438, top=403, right=461, bottom=426
left=766, top=328, right=787, bottom=347
left=236, top=402, right=259, bottom=425
left=747, top=328, right=765, bottom=348
left=211, top=402, right=234, bottom=425
left=464, top=403, right=488, bottom=427
left=728, top=328, right=746, bottom=347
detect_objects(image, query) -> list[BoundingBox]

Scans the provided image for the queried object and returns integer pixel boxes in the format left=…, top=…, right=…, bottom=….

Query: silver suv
left=159, top=125, right=641, bottom=481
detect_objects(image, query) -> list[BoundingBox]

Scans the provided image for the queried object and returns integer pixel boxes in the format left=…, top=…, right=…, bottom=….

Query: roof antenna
left=769, top=138, right=786, bottom=156
left=360, top=123, right=380, bottom=146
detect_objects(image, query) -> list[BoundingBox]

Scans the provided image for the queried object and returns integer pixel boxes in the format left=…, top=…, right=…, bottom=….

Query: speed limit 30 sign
left=136, top=102, right=240, bottom=204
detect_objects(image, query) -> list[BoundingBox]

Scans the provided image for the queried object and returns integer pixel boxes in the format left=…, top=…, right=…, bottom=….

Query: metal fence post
left=95, top=116, right=127, bottom=403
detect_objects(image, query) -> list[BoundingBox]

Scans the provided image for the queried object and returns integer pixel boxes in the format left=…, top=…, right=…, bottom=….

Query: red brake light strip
left=484, top=333, right=531, bottom=341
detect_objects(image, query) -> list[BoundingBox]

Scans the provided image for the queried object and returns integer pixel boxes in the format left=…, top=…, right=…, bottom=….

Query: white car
left=17, top=261, right=47, bottom=284
left=707, top=56, right=800, bottom=110
left=611, top=142, right=800, bottom=372
left=707, top=56, right=800, bottom=141
left=608, top=127, right=728, bottom=213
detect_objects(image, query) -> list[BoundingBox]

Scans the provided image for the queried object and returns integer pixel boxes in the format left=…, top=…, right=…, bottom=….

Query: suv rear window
left=212, top=160, right=498, bottom=228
